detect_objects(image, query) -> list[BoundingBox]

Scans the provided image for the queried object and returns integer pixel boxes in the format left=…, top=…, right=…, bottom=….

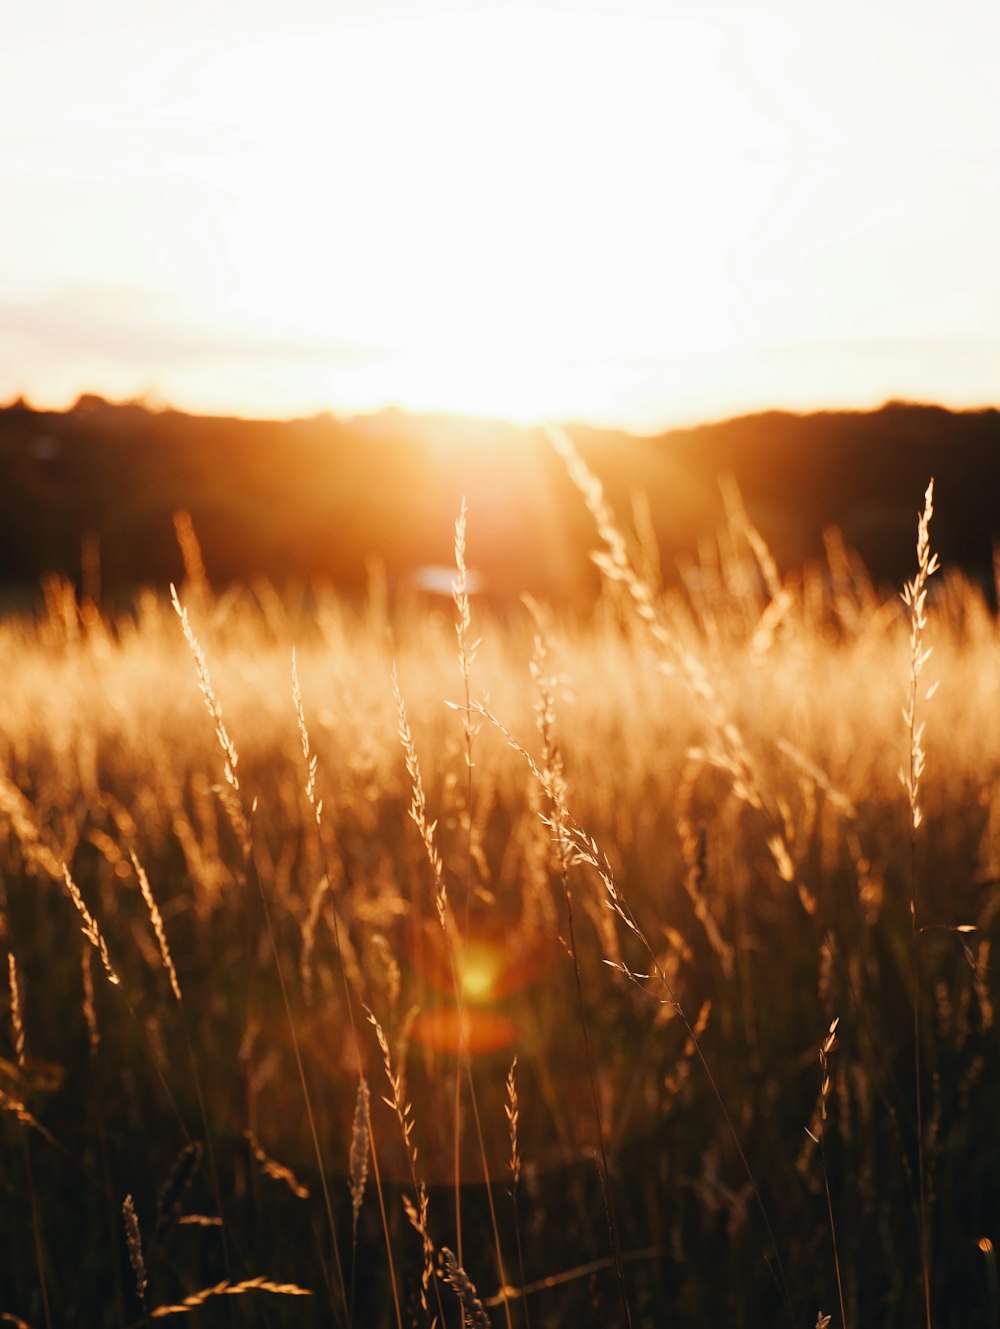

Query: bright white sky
left=2, top=0, right=998, bottom=430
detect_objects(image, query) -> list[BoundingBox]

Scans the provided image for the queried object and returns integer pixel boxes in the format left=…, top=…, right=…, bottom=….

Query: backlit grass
left=1, top=463, right=998, bottom=1328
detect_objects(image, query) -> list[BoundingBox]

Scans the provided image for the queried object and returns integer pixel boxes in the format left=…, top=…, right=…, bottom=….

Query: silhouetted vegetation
left=2, top=395, right=999, bottom=607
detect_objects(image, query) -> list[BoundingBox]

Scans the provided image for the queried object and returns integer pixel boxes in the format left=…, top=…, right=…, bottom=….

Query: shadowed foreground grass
left=1, top=464, right=999, bottom=1329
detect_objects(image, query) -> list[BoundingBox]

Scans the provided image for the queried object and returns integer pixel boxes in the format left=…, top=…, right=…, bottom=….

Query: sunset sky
left=2, top=0, right=998, bottom=431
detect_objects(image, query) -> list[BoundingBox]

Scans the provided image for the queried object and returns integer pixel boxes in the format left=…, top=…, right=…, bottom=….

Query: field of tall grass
left=1, top=436, right=998, bottom=1328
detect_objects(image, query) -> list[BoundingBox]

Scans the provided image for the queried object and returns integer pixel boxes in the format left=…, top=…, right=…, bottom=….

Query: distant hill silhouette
left=1, top=395, right=998, bottom=607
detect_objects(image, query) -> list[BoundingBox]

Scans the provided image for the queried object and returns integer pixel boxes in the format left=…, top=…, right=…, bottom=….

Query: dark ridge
left=2, top=395, right=998, bottom=606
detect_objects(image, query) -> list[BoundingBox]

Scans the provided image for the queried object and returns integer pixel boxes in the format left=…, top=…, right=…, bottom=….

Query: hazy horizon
left=12, top=384, right=998, bottom=441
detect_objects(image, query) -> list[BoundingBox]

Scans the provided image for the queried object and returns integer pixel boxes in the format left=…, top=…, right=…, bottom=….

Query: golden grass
left=0, top=466, right=997, bottom=1325
left=149, top=1276, right=312, bottom=1317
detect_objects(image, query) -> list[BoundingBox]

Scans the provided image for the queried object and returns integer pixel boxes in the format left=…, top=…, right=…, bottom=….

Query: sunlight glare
left=174, top=6, right=776, bottom=420
left=6, top=0, right=1000, bottom=424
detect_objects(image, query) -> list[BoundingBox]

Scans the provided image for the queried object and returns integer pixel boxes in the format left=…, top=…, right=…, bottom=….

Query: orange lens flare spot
left=412, top=1006, right=518, bottom=1057
left=457, top=940, right=505, bottom=1004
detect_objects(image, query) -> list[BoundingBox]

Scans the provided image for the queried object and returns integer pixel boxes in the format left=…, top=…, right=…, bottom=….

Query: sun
left=171, top=4, right=776, bottom=424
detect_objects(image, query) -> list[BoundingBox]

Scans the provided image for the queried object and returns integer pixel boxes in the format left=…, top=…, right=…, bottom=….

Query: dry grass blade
left=349, top=1075, right=371, bottom=1232
left=814, top=1018, right=847, bottom=1329
left=122, top=1193, right=148, bottom=1301
left=367, top=1005, right=441, bottom=1318
left=529, top=632, right=570, bottom=859
left=484, top=1249, right=663, bottom=1309
left=155, top=1141, right=203, bottom=1236
left=505, top=1056, right=520, bottom=1186
left=7, top=953, right=25, bottom=1067
left=900, top=479, right=939, bottom=1329
left=291, top=649, right=323, bottom=825
left=665, top=1000, right=712, bottom=1099
left=62, top=865, right=119, bottom=987
left=392, top=663, right=448, bottom=930
left=675, top=785, right=735, bottom=978
left=169, top=583, right=248, bottom=846
left=504, top=1052, right=531, bottom=1327
left=131, top=852, right=181, bottom=1002
left=452, top=495, right=482, bottom=761
left=150, top=1277, right=312, bottom=1317
left=900, top=479, right=940, bottom=833
left=0, top=1086, right=43, bottom=1132
left=80, top=943, right=100, bottom=1054
left=245, top=1130, right=310, bottom=1199
left=441, top=1247, right=493, bottom=1329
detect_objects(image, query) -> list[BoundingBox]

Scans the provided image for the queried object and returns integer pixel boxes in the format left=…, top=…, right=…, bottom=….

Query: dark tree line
left=2, top=394, right=998, bottom=607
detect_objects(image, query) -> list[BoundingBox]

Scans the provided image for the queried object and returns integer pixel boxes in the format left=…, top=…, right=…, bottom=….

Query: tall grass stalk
left=900, top=480, right=939, bottom=1329
left=809, top=1017, right=847, bottom=1329
left=543, top=426, right=795, bottom=1322
left=366, top=1006, right=447, bottom=1327
left=452, top=496, right=480, bottom=1265
left=449, top=499, right=515, bottom=1327
left=393, top=663, right=515, bottom=1329
left=292, top=651, right=403, bottom=1329
left=122, top=1192, right=150, bottom=1323
left=7, top=952, right=52, bottom=1329
left=529, top=630, right=633, bottom=1328
left=545, top=424, right=814, bottom=918
left=130, top=846, right=247, bottom=1310
left=172, top=586, right=349, bottom=1324
left=505, top=1056, right=531, bottom=1329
